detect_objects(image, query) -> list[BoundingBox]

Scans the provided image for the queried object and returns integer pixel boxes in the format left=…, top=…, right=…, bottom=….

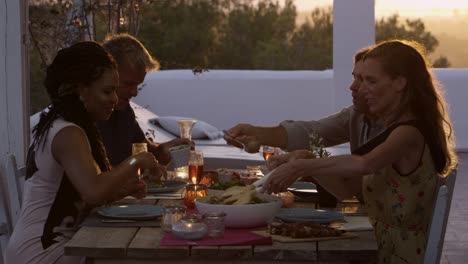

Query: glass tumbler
left=161, top=205, right=187, bottom=232
left=189, top=150, right=204, bottom=184
left=203, top=212, right=226, bottom=238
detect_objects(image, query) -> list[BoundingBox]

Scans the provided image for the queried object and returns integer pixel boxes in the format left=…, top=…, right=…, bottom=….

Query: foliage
left=288, top=7, right=333, bottom=70
left=137, top=0, right=224, bottom=69
left=375, top=14, right=450, bottom=67
left=308, top=131, right=331, bottom=158
left=28, top=1, right=451, bottom=113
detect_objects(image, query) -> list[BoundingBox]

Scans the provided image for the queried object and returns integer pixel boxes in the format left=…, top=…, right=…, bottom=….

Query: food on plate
left=204, top=185, right=267, bottom=205
left=209, top=179, right=245, bottom=190
left=147, top=182, right=165, bottom=189
left=245, top=141, right=261, bottom=153
left=216, top=168, right=241, bottom=178
left=268, top=222, right=344, bottom=238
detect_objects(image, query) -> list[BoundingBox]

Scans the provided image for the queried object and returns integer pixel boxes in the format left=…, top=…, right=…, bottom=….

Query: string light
left=73, top=17, right=82, bottom=27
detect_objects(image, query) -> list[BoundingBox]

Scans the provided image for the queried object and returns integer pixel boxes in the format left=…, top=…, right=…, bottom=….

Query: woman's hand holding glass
left=116, top=174, right=147, bottom=200
left=132, top=151, right=164, bottom=181
left=263, top=159, right=305, bottom=194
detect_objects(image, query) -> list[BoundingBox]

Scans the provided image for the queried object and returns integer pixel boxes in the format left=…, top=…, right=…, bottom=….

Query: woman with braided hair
left=5, top=41, right=161, bottom=264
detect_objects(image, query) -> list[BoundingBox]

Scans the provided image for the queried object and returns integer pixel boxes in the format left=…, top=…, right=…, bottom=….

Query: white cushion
left=149, top=116, right=223, bottom=140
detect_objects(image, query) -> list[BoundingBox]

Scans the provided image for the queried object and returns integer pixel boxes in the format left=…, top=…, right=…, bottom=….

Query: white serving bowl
left=195, top=193, right=282, bottom=228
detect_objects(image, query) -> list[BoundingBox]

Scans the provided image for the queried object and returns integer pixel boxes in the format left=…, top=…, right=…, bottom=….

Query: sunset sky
left=293, top=0, right=468, bottom=17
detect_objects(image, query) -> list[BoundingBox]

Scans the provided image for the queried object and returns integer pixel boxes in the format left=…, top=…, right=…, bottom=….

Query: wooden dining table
left=64, top=191, right=377, bottom=264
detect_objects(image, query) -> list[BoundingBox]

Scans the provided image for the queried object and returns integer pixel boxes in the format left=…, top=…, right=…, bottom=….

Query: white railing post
left=0, top=0, right=29, bottom=167
left=333, top=0, right=375, bottom=111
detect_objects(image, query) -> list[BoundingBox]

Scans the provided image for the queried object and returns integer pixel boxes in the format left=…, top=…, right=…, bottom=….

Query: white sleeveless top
left=5, top=118, right=87, bottom=264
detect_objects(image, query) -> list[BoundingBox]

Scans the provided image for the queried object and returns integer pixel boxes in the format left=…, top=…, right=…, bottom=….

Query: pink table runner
left=160, top=229, right=272, bottom=246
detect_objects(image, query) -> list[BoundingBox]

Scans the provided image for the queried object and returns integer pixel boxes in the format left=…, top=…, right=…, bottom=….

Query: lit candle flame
left=191, top=176, right=197, bottom=184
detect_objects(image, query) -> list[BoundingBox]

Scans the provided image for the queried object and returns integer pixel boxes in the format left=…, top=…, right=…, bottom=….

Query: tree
left=28, top=0, right=152, bottom=113
left=211, top=0, right=297, bottom=69
left=137, top=0, right=224, bottom=69
left=288, top=7, right=333, bottom=70
left=28, top=1, right=452, bottom=113
left=376, top=14, right=450, bottom=67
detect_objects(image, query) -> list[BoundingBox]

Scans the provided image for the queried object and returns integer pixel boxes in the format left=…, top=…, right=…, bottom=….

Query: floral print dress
left=363, top=144, right=438, bottom=264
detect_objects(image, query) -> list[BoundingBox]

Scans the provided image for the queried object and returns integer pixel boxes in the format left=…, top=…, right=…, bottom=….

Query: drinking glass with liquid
left=262, top=145, right=275, bottom=160
left=131, top=143, right=148, bottom=179
left=189, top=150, right=204, bottom=184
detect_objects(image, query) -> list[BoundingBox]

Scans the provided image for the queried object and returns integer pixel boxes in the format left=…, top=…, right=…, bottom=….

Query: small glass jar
left=172, top=215, right=208, bottom=240
left=161, top=205, right=186, bottom=232
left=184, top=184, right=208, bottom=209
left=203, top=211, right=226, bottom=238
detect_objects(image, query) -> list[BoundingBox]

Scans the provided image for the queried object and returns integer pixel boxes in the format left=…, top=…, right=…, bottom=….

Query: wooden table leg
left=316, top=241, right=320, bottom=260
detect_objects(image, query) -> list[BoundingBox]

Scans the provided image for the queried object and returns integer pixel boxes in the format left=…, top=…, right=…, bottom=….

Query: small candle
left=172, top=215, right=208, bottom=240
left=184, top=184, right=208, bottom=209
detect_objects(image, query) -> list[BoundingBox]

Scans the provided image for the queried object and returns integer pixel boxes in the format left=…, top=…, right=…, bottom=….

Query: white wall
left=333, top=0, right=375, bottom=111
left=137, top=70, right=334, bottom=129
left=435, top=69, right=468, bottom=150
left=134, top=69, right=468, bottom=151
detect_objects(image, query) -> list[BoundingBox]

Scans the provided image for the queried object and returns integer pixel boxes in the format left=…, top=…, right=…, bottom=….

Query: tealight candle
left=172, top=215, right=208, bottom=240
left=184, top=184, right=208, bottom=209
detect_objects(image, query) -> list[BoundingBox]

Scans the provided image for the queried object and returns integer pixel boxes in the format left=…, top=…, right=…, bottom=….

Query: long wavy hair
left=363, top=40, right=457, bottom=176
left=32, top=41, right=117, bottom=172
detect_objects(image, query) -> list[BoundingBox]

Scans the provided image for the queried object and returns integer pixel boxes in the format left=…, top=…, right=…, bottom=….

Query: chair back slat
left=3, top=155, right=22, bottom=226
left=424, top=169, right=457, bottom=264
left=0, top=154, right=26, bottom=261
left=1, top=181, right=11, bottom=263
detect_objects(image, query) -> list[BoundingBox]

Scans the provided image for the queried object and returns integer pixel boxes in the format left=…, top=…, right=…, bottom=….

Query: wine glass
left=178, top=119, right=197, bottom=140
left=132, top=143, right=148, bottom=179
left=175, top=120, right=196, bottom=180
left=132, top=143, right=148, bottom=155
left=262, top=146, right=276, bottom=161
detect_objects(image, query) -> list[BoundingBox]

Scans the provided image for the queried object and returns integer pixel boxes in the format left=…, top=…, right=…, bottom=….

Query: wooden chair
left=1, top=183, right=10, bottom=264
left=0, top=154, right=26, bottom=261
left=424, top=168, right=457, bottom=264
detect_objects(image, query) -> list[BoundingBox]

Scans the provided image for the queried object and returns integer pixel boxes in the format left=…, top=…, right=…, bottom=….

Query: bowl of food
left=195, top=185, right=282, bottom=228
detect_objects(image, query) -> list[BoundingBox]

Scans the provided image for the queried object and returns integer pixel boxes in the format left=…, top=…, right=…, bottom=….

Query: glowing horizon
left=293, top=0, right=468, bottom=17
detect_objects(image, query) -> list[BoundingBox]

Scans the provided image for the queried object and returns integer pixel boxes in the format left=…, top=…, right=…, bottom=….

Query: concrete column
left=0, top=0, right=29, bottom=166
left=333, top=0, right=375, bottom=111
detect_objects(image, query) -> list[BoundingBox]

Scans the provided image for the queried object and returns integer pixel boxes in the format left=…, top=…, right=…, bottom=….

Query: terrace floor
left=441, top=152, right=468, bottom=263
left=243, top=152, right=468, bottom=264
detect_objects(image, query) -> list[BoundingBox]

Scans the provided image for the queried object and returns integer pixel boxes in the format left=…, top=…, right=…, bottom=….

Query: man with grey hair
left=98, top=33, right=190, bottom=167
left=225, top=47, right=383, bottom=206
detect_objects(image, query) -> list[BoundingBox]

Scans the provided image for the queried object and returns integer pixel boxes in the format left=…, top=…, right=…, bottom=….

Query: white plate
left=275, top=208, right=344, bottom=224
left=97, top=205, right=164, bottom=220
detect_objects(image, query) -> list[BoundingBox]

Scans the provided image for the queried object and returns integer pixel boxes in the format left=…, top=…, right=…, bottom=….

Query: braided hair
left=32, top=41, right=117, bottom=172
